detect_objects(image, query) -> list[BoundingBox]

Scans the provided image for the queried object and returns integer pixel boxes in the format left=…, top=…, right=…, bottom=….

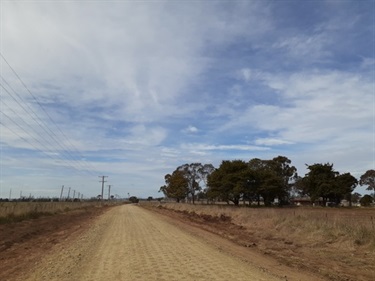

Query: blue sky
left=0, top=0, right=374, bottom=199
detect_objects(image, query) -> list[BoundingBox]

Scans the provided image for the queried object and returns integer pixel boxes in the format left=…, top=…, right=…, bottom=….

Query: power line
left=0, top=103, right=94, bottom=176
left=0, top=53, right=98, bottom=176
left=0, top=79, right=97, bottom=176
left=0, top=116, right=91, bottom=176
left=0, top=52, right=98, bottom=174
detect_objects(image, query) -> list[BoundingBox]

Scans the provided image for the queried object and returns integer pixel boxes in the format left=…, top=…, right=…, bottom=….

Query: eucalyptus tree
left=298, top=163, right=339, bottom=205
left=360, top=170, right=375, bottom=193
left=267, top=156, right=298, bottom=204
left=207, top=160, right=248, bottom=206
left=297, top=164, right=359, bottom=206
left=159, top=170, right=189, bottom=203
left=246, top=156, right=297, bottom=206
left=177, top=163, right=215, bottom=204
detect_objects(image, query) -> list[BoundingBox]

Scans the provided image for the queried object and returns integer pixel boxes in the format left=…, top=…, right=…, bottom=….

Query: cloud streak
left=0, top=1, right=373, bottom=198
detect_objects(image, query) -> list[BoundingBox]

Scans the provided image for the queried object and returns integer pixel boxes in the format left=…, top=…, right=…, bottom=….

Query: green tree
left=245, top=157, right=296, bottom=206
left=129, top=196, right=139, bottom=203
left=177, top=163, right=215, bottom=204
left=258, top=172, right=284, bottom=206
left=245, top=158, right=267, bottom=206
left=351, top=192, right=362, bottom=204
left=299, top=163, right=339, bottom=206
left=199, top=164, right=216, bottom=185
left=359, top=170, right=375, bottom=192
left=335, top=173, right=358, bottom=206
left=207, top=160, right=248, bottom=206
left=267, top=156, right=298, bottom=205
left=159, top=170, right=189, bottom=203
left=298, top=165, right=358, bottom=206
left=359, top=194, right=374, bottom=206
left=207, top=157, right=298, bottom=207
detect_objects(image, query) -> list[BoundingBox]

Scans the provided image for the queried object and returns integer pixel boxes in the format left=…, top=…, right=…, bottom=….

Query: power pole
left=107, top=185, right=112, bottom=200
left=60, top=185, right=64, bottom=201
left=67, top=187, right=71, bottom=200
left=99, top=176, right=108, bottom=200
left=72, top=190, right=76, bottom=201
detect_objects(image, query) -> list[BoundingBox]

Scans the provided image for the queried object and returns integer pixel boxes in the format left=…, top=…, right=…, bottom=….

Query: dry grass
left=144, top=202, right=375, bottom=280
left=0, top=201, right=121, bottom=224
left=157, top=203, right=375, bottom=248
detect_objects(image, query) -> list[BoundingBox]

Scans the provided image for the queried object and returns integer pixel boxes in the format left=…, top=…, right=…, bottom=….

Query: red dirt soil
left=0, top=206, right=109, bottom=281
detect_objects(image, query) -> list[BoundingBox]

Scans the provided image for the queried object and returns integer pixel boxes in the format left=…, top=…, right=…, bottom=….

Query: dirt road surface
left=14, top=204, right=319, bottom=281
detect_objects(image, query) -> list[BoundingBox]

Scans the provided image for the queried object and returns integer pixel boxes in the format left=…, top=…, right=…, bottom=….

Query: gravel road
left=23, top=204, right=284, bottom=281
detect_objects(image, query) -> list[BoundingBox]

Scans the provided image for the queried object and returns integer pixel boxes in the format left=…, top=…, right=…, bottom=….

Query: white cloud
left=160, top=147, right=180, bottom=158
left=0, top=1, right=372, bottom=198
left=241, top=68, right=252, bottom=81
left=183, top=125, right=199, bottom=134
left=272, top=33, right=331, bottom=61
left=254, top=138, right=294, bottom=146
left=223, top=69, right=373, bottom=144
left=1, top=1, right=271, bottom=123
left=181, top=143, right=270, bottom=152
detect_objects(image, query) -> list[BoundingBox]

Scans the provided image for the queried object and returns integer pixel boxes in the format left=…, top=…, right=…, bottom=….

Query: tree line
left=159, top=156, right=375, bottom=206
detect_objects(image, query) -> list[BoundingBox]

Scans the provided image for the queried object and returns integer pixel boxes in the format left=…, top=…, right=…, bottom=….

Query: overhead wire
left=0, top=109, right=89, bottom=176
left=0, top=80, right=97, bottom=176
left=1, top=70, right=98, bottom=175
left=0, top=119, right=85, bottom=175
left=0, top=53, right=99, bottom=177
left=0, top=81, right=97, bottom=176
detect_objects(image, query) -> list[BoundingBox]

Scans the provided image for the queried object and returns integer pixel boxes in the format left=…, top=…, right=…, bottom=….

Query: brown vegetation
left=1, top=201, right=373, bottom=280
left=144, top=202, right=375, bottom=281
left=0, top=201, right=117, bottom=224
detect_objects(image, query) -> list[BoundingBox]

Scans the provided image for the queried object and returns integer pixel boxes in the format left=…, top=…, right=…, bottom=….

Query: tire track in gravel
left=23, top=205, right=285, bottom=281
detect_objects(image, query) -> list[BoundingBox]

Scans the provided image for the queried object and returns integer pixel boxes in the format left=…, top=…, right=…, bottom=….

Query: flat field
left=0, top=201, right=111, bottom=217
left=147, top=202, right=375, bottom=281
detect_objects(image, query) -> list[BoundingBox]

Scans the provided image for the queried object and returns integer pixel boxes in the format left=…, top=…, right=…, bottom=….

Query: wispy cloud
left=254, top=138, right=294, bottom=146
left=0, top=1, right=373, bottom=198
left=183, top=125, right=199, bottom=134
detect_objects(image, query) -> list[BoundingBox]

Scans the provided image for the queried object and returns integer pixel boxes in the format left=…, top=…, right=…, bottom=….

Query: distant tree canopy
left=206, top=156, right=297, bottom=206
left=296, top=163, right=357, bottom=205
left=360, top=169, right=375, bottom=191
left=177, top=163, right=215, bottom=204
left=159, top=170, right=188, bottom=203
left=160, top=157, right=366, bottom=207
left=206, top=159, right=248, bottom=206
left=249, top=156, right=298, bottom=206
left=128, top=196, right=139, bottom=203
left=351, top=192, right=362, bottom=203
left=159, top=163, right=215, bottom=203
left=359, top=194, right=374, bottom=206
